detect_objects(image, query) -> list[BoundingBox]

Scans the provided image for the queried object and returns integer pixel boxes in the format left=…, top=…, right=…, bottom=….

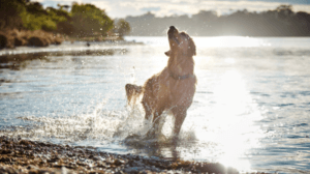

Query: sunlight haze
left=35, top=0, right=310, bottom=18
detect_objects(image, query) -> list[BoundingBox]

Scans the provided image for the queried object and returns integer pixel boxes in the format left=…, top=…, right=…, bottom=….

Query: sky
left=34, top=0, right=310, bottom=18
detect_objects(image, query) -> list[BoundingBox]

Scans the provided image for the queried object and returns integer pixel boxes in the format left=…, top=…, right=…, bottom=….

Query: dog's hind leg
left=141, top=76, right=157, bottom=120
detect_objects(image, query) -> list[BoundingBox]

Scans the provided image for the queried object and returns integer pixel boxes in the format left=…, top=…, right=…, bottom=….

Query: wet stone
left=0, top=136, right=240, bottom=174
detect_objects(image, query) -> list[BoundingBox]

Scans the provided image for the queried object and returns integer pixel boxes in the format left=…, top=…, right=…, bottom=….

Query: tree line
left=0, top=0, right=131, bottom=37
left=1, top=1, right=309, bottom=37
left=125, top=5, right=310, bottom=36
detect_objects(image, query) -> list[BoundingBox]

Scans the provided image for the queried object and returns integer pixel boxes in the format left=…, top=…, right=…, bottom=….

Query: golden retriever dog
left=125, top=26, right=196, bottom=140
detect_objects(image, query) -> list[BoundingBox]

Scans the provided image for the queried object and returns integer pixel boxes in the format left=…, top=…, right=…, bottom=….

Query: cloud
left=140, top=7, right=161, bottom=12
left=89, top=1, right=112, bottom=13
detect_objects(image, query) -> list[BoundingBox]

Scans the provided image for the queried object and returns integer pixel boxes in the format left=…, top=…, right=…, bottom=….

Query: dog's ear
left=165, top=50, right=171, bottom=57
left=188, top=37, right=196, bottom=56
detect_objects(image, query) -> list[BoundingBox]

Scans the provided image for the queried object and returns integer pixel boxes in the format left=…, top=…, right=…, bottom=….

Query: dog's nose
left=168, top=26, right=178, bottom=38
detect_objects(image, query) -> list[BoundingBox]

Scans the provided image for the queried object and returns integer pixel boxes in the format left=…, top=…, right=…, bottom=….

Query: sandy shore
left=0, top=136, right=244, bottom=174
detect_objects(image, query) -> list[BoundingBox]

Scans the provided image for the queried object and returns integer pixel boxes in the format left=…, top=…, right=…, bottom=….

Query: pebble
left=0, top=136, right=242, bottom=174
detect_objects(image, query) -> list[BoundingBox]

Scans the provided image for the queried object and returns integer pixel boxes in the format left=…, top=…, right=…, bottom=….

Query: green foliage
left=115, top=19, right=131, bottom=37
left=20, top=10, right=57, bottom=31
left=0, top=0, right=116, bottom=36
left=26, top=2, right=47, bottom=16
left=71, top=3, right=114, bottom=35
left=276, top=5, right=293, bottom=12
left=21, top=2, right=71, bottom=31
left=0, top=0, right=27, bottom=29
left=47, top=7, right=70, bottom=23
left=21, top=2, right=48, bottom=30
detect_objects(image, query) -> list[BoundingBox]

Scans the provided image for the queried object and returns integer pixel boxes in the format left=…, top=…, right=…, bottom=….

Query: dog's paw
left=145, top=128, right=156, bottom=139
left=144, top=128, right=168, bottom=143
left=123, top=134, right=144, bottom=145
left=172, top=135, right=179, bottom=144
left=157, top=133, right=167, bottom=142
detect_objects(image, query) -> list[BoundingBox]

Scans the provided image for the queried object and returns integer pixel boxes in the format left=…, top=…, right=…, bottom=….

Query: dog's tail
left=125, top=84, right=143, bottom=104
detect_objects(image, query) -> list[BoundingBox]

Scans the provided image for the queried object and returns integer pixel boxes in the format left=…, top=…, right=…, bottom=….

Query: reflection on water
left=1, top=37, right=310, bottom=173
left=194, top=70, right=259, bottom=170
left=0, top=49, right=127, bottom=70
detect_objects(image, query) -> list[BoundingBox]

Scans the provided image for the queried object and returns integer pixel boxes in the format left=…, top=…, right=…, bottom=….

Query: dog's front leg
left=142, top=102, right=152, bottom=120
left=145, top=108, right=164, bottom=138
left=172, top=106, right=187, bottom=140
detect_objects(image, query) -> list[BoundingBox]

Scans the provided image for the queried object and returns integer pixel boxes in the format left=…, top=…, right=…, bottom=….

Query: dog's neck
left=167, top=53, right=194, bottom=78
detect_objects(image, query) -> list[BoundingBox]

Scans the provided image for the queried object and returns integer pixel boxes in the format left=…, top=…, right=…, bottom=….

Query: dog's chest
left=157, top=75, right=195, bottom=107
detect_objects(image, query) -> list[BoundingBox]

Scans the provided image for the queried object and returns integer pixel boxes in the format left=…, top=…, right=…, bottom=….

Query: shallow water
left=1, top=36, right=310, bottom=173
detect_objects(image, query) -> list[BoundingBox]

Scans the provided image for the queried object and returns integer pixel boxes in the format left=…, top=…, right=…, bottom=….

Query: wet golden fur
left=125, top=26, right=196, bottom=137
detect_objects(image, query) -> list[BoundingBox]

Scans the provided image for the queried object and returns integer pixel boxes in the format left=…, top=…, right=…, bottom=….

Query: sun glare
left=191, top=70, right=263, bottom=171
left=194, top=36, right=268, bottom=48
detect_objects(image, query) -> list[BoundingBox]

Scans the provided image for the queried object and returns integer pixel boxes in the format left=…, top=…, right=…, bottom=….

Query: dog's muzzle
left=172, top=37, right=180, bottom=45
left=168, top=26, right=180, bottom=45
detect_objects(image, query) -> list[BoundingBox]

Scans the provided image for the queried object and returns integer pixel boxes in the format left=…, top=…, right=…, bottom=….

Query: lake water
left=1, top=36, right=310, bottom=173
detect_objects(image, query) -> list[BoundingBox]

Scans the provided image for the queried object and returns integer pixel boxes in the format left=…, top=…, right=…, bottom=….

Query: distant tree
left=19, top=2, right=56, bottom=31
left=115, top=19, right=131, bottom=37
left=0, top=0, right=57, bottom=31
left=57, top=4, right=70, bottom=11
left=274, top=4, right=294, bottom=23
left=192, top=10, right=217, bottom=21
left=0, top=0, right=27, bottom=29
left=276, top=5, right=293, bottom=12
left=46, top=7, right=72, bottom=33
left=143, top=12, right=156, bottom=20
left=26, top=2, right=47, bottom=15
left=71, top=3, right=114, bottom=36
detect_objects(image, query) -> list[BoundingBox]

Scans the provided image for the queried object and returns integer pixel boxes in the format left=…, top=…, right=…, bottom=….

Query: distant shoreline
left=125, top=6, right=310, bottom=37
left=0, top=29, right=63, bottom=49
left=126, top=35, right=310, bottom=38
left=2, top=28, right=309, bottom=50
left=0, top=40, right=143, bottom=57
left=0, top=29, right=143, bottom=51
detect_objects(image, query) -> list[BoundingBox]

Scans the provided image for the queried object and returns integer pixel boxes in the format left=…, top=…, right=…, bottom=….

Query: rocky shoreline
left=0, top=29, right=63, bottom=49
left=0, top=136, right=246, bottom=174
left=0, top=29, right=131, bottom=50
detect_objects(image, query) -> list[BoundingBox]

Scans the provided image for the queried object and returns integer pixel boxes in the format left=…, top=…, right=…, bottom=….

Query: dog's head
left=165, top=26, right=196, bottom=57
